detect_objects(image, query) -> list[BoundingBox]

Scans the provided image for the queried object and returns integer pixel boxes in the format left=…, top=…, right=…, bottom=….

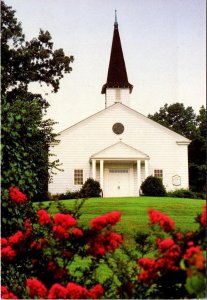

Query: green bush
left=58, top=190, right=80, bottom=200
left=194, top=192, right=206, bottom=200
left=167, top=189, right=198, bottom=199
left=141, top=176, right=166, bottom=196
left=79, top=178, right=102, bottom=198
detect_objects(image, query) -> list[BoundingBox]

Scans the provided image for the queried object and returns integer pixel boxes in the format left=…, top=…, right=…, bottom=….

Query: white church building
left=49, top=15, right=190, bottom=197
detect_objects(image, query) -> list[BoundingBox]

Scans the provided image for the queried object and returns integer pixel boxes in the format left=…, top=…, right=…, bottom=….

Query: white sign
left=172, top=175, right=181, bottom=186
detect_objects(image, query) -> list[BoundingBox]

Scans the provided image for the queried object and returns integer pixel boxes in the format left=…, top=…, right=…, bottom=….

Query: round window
left=112, top=123, right=124, bottom=135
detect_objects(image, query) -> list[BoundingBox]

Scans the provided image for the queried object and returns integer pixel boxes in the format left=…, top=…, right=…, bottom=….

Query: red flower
left=72, top=228, right=84, bottom=237
left=25, top=218, right=32, bottom=237
left=148, top=208, right=175, bottom=232
left=37, top=209, right=52, bottom=225
left=67, top=283, right=90, bottom=299
left=88, top=231, right=122, bottom=256
left=48, top=283, right=67, bottom=299
left=1, top=246, right=16, bottom=261
left=52, top=225, right=69, bottom=239
left=1, top=238, right=8, bottom=248
left=9, top=187, right=27, bottom=204
left=138, top=258, right=156, bottom=270
left=156, top=238, right=181, bottom=262
left=183, top=245, right=205, bottom=272
left=107, top=211, right=122, bottom=226
left=90, top=215, right=107, bottom=231
left=186, top=232, right=193, bottom=238
left=200, top=204, right=206, bottom=227
left=1, top=286, right=18, bottom=299
left=157, top=238, right=175, bottom=252
left=63, top=250, right=72, bottom=258
left=138, top=270, right=157, bottom=283
left=26, top=278, right=47, bottom=299
left=90, top=284, right=104, bottom=299
left=175, top=232, right=183, bottom=241
left=47, top=261, right=68, bottom=280
left=138, top=258, right=157, bottom=283
left=30, top=239, right=47, bottom=251
left=137, top=257, right=178, bottom=282
left=54, top=268, right=68, bottom=281
left=183, top=245, right=201, bottom=260
left=90, top=211, right=121, bottom=231
left=54, top=213, right=76, bottom=228
left=155, top=257, right=179, bottom=272
left=48, top=261, right=57, bottom=272
left=8, top=231, right=24, bottom=245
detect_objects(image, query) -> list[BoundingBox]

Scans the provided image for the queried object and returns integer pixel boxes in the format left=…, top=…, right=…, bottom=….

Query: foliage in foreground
left=1, top=1, right=74, bottom=201
left=1, top=187, right=206, bottom=299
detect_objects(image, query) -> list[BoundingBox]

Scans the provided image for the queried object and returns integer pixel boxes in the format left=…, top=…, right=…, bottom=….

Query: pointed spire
left=114, top=9, right=118, bottom=28
left=101, top=14, right=133, bottom=94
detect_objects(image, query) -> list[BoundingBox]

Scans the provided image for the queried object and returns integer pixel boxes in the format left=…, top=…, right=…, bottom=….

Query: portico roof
left=91, top=141, right=149, bottom=160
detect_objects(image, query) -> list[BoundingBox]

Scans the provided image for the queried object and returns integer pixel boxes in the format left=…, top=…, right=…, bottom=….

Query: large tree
left=188, top=106, right=206, bottom=192
left=148, top=103, right=197, bottom=140
left=148, top=103, right=206, bottom=192
left=1, top=1, right=74, bottom=200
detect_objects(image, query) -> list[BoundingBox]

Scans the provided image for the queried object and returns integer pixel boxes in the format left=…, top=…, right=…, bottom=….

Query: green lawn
left=39, top=196, right=205, bottom=246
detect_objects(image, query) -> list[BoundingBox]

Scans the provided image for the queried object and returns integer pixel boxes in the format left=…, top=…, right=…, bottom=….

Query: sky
left=6, top=0, right=206, bottom=132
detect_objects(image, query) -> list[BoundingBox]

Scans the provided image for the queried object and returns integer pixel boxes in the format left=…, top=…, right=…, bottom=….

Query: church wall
left=49, top=104, right=189, bottom=195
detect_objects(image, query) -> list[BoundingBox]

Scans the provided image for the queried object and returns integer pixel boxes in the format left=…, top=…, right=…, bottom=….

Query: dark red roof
left=101, top=23, right=133, bottom=94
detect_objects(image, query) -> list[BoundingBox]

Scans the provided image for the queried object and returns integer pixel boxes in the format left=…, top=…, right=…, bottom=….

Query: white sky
left=6, top=0, right=206, bottom=132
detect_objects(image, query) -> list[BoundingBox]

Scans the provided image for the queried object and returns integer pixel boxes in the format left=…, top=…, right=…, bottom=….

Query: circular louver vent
left=112, top=123, right=124, bottom=134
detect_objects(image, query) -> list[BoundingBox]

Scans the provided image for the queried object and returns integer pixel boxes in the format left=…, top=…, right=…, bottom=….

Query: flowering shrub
left=136, top=204, right=206, bottom=299
left=148, top=208, right=175, bottom=232
left=1, top=187, right=35, bottom=237
left=90, top=211, right=121, bottom=231
left=9, top=187, right=28, bottom=204
left=1, top=188, right=206, bottom=299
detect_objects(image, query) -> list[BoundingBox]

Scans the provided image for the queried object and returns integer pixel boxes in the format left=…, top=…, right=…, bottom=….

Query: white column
left=100, top=160, right=104, bottom=192
left=92, top=159, right=96, bottom=180
left=137, top=160, right=141, bottom=196
left=145, top=160, right=149, bottom=179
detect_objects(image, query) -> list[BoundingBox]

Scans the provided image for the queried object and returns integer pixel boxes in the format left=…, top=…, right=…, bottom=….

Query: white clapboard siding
left=49, top=103, right=190, bottom=194
left=106, top=88, right=131, bottom=107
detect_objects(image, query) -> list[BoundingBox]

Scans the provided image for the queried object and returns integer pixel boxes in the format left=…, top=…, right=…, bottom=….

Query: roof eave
left=101, top=84, right=133, bottom=94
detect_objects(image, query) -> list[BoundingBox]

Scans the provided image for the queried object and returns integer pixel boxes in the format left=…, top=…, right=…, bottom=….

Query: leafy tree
left=148, top=103, right=206, bottom=192
left=188, top=106, right=206, bottom=192
left=1, top=1, right=74, bottom=200
left=148, top=103, right=197, bottom=139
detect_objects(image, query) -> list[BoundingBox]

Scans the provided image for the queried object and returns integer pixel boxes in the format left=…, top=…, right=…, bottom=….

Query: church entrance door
left=105, top=168, right=130, bottom=197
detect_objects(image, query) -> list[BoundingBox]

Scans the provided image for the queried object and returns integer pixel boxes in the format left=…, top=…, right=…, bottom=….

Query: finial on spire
left=114, top=9, right=118, bottom=28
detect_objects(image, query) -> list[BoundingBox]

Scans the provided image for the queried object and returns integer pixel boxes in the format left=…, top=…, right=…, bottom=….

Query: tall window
left=74, top=169, right=83, bottom=185
left=154, top=169, right=163, bottom=181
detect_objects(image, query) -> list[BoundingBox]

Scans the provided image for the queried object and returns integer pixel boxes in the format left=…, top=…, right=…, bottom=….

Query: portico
left=90, top=141, right=150, bottom=197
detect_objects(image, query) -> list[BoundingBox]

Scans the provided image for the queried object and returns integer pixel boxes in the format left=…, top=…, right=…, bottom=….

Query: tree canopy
left=148, top=103, right=206, bottom=192
left=148, top=103, right=197, bottom=140
left=1, top=0, right=73, bottom=96
left=1, top=1, right=74, bottom=200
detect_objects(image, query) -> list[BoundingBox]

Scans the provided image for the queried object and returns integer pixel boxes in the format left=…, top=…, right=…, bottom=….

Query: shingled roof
left=101, top=15, right=133, bottom=94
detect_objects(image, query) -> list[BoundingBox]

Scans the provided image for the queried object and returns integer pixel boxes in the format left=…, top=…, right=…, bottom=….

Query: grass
left=38, top=196, right=205, bottom=246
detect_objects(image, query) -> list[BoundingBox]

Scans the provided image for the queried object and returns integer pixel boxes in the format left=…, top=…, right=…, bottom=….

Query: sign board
left=172, top=175, right=181, bottom=186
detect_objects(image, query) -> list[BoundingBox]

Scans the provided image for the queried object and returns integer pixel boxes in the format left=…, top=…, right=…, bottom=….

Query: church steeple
left=102, top=11, right=133, bottom=107
left=114, top=9, right=118, bottom=28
